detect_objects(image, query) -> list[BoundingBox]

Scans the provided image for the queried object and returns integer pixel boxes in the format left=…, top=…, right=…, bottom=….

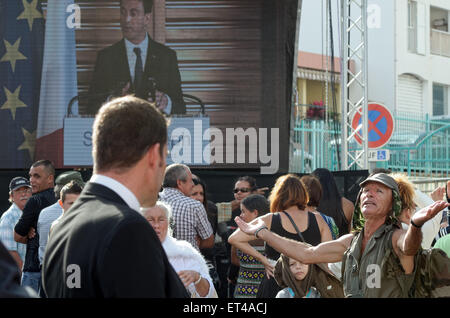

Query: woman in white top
left=141, top=201, right=217, bottom=298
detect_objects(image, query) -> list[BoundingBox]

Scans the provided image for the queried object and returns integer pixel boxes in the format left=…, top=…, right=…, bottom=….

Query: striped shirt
left=0, top=203, right=27, bottom=262
left=37, top=201, right=63, bottom=264
left=159, top=188, right=213, bottom=251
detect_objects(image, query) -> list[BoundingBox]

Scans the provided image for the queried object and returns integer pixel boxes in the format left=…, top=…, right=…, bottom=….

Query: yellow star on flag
left=1, top=86, right=27, bottom=120
left=18, top=128, right=36, bottom=161
left=0, top=38, right=27, bottom=73
left=17, top=0, right=43, bottom=31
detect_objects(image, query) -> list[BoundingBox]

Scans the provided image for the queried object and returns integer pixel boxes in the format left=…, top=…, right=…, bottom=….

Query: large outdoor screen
left=0, top=0, right=299, bottom=173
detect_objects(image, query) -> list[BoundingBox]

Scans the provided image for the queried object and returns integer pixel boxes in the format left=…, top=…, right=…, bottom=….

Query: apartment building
left=368, top=0, right=450, bottom=120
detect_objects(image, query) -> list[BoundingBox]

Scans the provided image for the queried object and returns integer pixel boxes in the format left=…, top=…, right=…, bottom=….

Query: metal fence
left=290, top=105, right=342, bottom=173
left=290, top=108, right=450, bottom=179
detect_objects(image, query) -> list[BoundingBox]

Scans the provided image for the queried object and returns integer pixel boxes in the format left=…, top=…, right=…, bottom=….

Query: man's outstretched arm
left=234, top=216, right=353, bottom=264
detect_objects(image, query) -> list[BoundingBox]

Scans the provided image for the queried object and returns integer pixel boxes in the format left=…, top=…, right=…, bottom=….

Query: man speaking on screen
left=88, top=0, right=186, bottom=115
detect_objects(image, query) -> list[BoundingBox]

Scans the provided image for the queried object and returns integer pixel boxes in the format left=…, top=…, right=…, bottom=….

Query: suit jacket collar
left=90, top=174, right=140, bottom=211
left=82, top=182, right=128, bottom=207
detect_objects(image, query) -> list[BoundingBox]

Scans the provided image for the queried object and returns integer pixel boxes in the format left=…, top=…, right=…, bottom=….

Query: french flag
left=35, top=0, right=78, bottom=167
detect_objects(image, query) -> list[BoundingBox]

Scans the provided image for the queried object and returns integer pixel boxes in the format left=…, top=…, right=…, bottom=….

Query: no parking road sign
left=352, top=103, right=394, bottom=149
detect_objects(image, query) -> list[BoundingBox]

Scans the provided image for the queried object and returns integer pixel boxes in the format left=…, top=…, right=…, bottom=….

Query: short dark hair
left=60, top=181, right=83, bottom=203
left=120, top=0, right=153, bottom=14
left=235, top=176, right=257, bottom=191
left=93, top=96, right=167, bottom=173
left=31, top=160, right=55, bottom=177
left=300, top=174, right=322, bottom=207
left=241, top=194, right=270, bottom=217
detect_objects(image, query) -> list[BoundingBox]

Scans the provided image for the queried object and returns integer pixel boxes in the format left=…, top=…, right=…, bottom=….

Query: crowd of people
left=0, top=95, right=449, bottom=298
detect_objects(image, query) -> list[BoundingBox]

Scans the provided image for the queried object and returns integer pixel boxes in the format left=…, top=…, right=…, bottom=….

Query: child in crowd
left=232, top=194, right=269, bottom=298
left=274, top=254, right=344, bottom=298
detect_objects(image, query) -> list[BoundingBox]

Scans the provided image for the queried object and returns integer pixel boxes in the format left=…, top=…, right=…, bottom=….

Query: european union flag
left=0, top=0, right=44, bottom=168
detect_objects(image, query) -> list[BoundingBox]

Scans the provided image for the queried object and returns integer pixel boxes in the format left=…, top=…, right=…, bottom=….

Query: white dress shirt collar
left=90, top=174, right=140, bottom=212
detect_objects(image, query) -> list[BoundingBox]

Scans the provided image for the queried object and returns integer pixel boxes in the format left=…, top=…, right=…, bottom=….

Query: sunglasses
left=233, top=188, right=250, bottom=194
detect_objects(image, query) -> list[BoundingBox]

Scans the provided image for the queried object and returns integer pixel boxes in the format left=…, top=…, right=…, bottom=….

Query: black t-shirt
left=14, top=188, right=56, bottom=272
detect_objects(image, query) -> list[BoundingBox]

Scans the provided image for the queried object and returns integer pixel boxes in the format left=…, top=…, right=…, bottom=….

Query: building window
left=430, top=6, right=450, bottom=57
left=408, top=0, right=417, bottom=53
left=430, top=7, right=448, bottom=32
left=433, top=83, right=448, bottom=116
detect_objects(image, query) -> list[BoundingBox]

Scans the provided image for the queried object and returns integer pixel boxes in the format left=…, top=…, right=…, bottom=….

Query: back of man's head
left=92, top=95, right=167, bottom=174
left=163, top=164, right=189, bottom=188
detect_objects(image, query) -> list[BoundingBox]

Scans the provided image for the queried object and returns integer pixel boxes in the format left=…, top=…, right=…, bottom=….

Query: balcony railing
left=431, top=29, right=450, bottom=57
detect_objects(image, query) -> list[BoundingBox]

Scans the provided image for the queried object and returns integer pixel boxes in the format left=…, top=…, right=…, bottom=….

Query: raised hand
left=411, top=200, right=450, bottom=227
left=256, top=187, right=269, bottom=196
left=234, top=216, right=267, bottom=236
left=430, top=185, right=446, bottom=202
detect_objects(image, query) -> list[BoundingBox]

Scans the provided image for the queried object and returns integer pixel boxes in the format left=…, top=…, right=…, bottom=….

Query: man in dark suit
left=87, top=0, right=185, bottom=116
left=42, top=96, right=189, bottom=297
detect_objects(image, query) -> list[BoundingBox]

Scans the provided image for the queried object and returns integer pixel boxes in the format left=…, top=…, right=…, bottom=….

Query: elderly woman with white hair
left=141, top=201, right=217, bottom=298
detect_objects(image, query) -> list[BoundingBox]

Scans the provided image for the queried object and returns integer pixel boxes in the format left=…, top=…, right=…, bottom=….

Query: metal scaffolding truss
left=340, top=0, right=368, bottom=170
